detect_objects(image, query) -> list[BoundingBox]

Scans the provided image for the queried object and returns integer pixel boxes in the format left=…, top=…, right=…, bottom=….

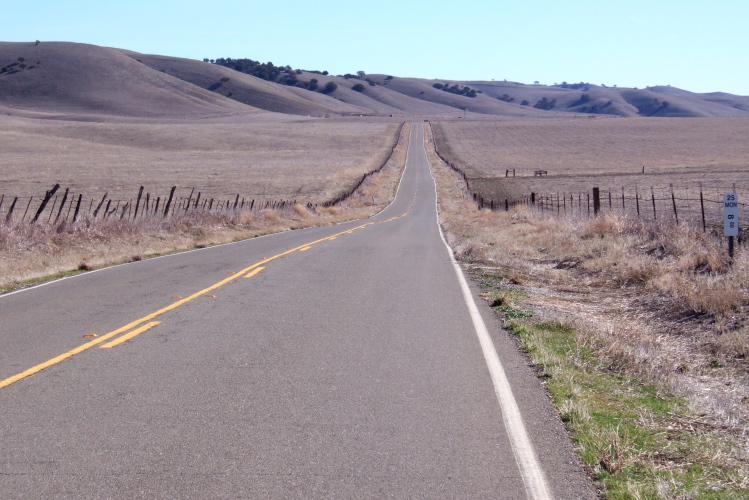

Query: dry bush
left=580, top=211, right=630, bottom=239
left=260, top=209, right=280, bottom=223
left=717, top=329, right=749, bottom=359
left=237, top=211, right=254, bottom=225
left=292, top=204, right=310, bottom=219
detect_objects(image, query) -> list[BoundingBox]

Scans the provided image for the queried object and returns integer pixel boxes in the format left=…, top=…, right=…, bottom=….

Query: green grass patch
left=472, top=268, right=533, bottom=321
left=506, top=320, right=748, bottom=499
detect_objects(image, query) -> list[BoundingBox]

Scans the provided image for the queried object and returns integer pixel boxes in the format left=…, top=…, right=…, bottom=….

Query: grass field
left=432, top=118, right=749, bottom=219
left=0, top=114, right=400, bottom=206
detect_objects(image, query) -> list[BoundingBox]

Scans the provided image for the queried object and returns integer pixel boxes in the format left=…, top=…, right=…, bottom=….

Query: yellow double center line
left=0, top=213, right=406, bottom=390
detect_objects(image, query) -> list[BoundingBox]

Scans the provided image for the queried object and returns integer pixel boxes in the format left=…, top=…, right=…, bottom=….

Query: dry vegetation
left=432, top=118, right=749, bottom=208
left=0, top=120, right=409, bottom=292
left=0, top=114, right=399, bottom=203
left=425, top=122, right=749, bottom=497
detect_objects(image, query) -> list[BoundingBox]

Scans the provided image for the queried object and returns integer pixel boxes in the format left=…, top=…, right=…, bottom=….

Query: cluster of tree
left=497, top=94, right=515, bottom=103
left=1, top=57, right=35, bottom=72
left=567, top=94, right=591, bottom=108
left=432, top=83, right=478, bottom=98
left=578, top=100, right=614, bottom=114
left=533, top=97, right=557, bottom=110
left=556, top=81, right=589, bottom=91
left=206, top=57, right=337, bottom=94
left=634, top=98, right=671, bottom=116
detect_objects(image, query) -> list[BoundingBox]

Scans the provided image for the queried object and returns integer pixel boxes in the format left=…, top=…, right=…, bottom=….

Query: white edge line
left=1, top=123, right=413, bottom=300
left=422, top=123, right=552, bottom=500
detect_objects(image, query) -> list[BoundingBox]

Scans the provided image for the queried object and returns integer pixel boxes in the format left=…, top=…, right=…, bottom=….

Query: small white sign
left=724, top=193, right=739, bottom=236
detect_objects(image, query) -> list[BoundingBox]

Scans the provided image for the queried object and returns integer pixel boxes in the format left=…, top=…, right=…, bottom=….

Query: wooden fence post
left=47, top=196, right=58, bottom=223
left=65, top=195, right=73, bottom=222
left=699, top=183, right=706, bottom=232
left=93, top=193, right=108, bottom=218
left=651, top=187, right=657, bottom=220
left=587, top=192, right=591, bottom=217
left=55, top=188, right=69, bottom=224
left=635, top=186, right=640, bottom=218
left=592, top=187, right=600, bottom=216
left=73, top=194, right=82, bottom=222
left=164, top=186, right=176, bottom=217
left=134, top=186, right=144, bottom=219
left=184, top=188, right=195, bottom=213
left=670, top=184, right=678, bottom=223
left=621, top=187, right=625, bottom=211
left=31, top=184, right=60, bottom=223
left=5, top=197, right=18, bottom=223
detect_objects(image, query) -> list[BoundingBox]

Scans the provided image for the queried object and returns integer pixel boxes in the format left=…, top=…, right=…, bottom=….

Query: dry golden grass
left=0, top=114, right=399, bottom=204
left=425, top=121, right=749, bottom=446
left=0, top=120, right=410, bottom=291
left=432, top=118, right=749, bottom=216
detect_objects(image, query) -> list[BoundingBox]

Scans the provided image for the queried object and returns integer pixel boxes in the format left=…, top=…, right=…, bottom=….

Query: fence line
left=0, top=183, right=328, bottom=227
left=428, top=122, right=744, bottom=234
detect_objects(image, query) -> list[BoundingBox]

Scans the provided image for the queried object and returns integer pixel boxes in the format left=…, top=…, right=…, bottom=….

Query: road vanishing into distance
left=0, top=124, right=594, bottom=499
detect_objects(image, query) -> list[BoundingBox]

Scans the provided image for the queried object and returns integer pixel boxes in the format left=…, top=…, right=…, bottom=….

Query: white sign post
left=724, top=193, right=739, bottom=261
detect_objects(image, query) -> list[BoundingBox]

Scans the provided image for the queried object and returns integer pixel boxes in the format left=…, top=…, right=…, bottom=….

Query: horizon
left=2, top=0, right=748, bottom=97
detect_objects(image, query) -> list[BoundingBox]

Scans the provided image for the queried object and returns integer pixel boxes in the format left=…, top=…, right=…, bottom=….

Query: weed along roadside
left=425, top=123, right=749, bottom=498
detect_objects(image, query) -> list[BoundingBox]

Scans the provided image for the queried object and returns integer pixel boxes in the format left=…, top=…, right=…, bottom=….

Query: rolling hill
left=1, top=41, right=747, bottom=119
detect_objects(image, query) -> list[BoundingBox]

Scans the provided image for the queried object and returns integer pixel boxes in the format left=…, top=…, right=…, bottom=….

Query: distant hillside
left=0, top=42, right=256, bottom=119
left=1, top=42, right=747, bottom=119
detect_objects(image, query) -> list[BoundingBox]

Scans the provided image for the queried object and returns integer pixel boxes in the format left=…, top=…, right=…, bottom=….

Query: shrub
left=320, top=81, right=338, bottom=94
left=307, top=78, right=319, bottom=91
left=533, top=97, right=556, bottom=110
left=521, top=100, right=529, bottom=106
left=352, top=83, right=366, bottom=92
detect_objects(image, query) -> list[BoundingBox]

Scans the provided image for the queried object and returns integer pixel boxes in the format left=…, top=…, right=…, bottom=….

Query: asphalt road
left=0, top=124, right=595, bottom=499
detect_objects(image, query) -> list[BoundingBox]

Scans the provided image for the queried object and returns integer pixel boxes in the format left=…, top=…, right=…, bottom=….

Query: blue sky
left=2, top=0, right=747, bottom=95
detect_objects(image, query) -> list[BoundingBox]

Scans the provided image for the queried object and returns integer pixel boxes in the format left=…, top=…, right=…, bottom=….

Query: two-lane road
left=0, top=124, right=594, bottom=499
